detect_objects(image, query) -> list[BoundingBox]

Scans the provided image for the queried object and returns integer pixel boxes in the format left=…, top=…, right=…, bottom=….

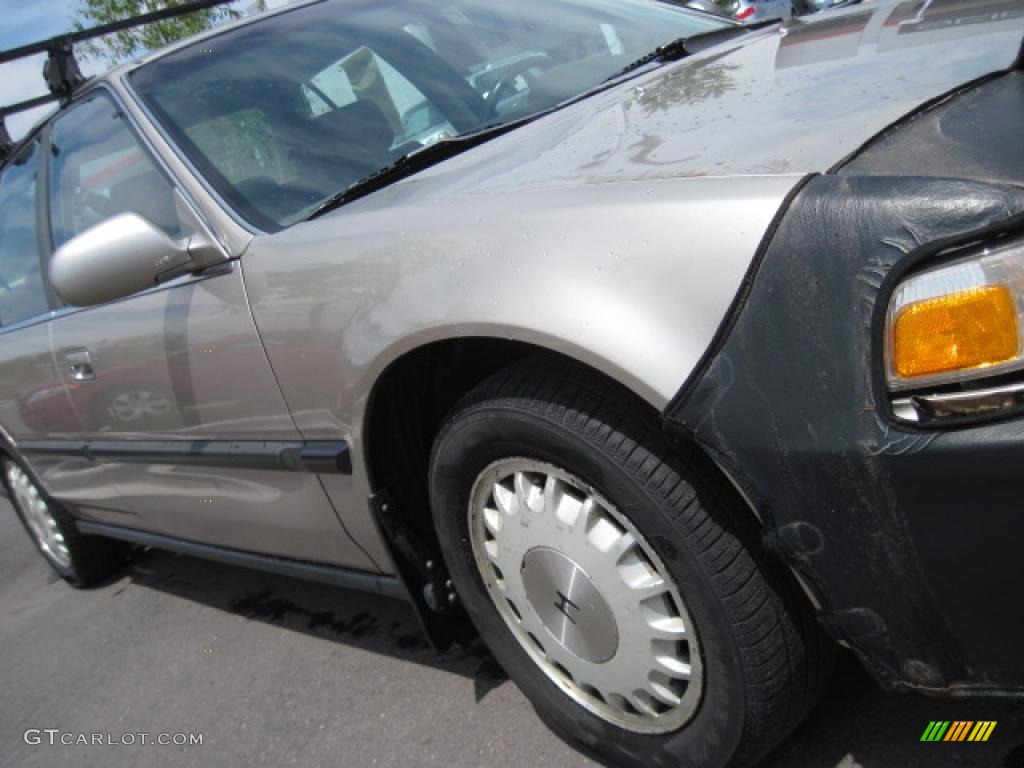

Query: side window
left=0, top=140, right=50, bottom=328
left=48, top=94, right=185, bottom=250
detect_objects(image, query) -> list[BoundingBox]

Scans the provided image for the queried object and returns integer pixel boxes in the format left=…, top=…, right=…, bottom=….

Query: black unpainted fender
left=664, top=173, right=1024, bottom=695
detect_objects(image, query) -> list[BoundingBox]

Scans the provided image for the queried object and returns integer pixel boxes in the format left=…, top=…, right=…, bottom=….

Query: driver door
left=32, top=90, right=373, bottom=570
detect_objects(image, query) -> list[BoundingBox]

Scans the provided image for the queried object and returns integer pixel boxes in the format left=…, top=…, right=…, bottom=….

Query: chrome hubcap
left=4, top=460, right=71, bottom=568
left=469, top=458, right=702, bottom=733
left=522, top=547, right=619, bottom=664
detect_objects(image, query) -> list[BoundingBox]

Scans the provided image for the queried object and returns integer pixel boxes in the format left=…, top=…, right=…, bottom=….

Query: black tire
left=429, top=356, right=835, bottom=768
left=2, top=455, right=126, bottom=587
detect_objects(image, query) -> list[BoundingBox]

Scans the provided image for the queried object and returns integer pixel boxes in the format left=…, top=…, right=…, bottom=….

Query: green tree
left=73, top=0, right=266, bottom=63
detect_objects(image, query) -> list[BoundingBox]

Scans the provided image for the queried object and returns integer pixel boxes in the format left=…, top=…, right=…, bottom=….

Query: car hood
left=340, top=0, right=1024, bottom=212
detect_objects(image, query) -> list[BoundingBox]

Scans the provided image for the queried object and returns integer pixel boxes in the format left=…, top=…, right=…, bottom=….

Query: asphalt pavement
left=2, top=497, right=1021, bottom=768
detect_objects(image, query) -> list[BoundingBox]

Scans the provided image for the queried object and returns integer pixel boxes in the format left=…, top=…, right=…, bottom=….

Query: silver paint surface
left=39, top=267, right=374, bottom=569
left=242, top=175, right=795, bottom=567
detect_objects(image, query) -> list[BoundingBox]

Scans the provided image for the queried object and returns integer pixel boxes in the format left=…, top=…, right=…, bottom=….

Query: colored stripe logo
left=921, top=721, right=997, bottom=742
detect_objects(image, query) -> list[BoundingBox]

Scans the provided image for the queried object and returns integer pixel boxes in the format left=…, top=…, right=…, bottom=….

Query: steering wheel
left=482, top=54, right=558, bottom=118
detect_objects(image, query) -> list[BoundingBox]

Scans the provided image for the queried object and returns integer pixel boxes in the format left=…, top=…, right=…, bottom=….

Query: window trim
left=34, top=123, right=61, bottom=311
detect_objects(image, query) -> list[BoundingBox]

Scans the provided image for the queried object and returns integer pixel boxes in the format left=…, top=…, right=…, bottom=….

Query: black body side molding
left=17, top=438, right=352, bottom=474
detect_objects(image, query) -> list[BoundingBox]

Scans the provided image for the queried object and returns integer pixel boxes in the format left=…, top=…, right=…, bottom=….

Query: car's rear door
left=26, top=90, right=374, bottom=570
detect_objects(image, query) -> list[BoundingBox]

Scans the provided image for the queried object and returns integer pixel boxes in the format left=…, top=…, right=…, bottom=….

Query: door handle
left=65, top=349, right=95, bottom=382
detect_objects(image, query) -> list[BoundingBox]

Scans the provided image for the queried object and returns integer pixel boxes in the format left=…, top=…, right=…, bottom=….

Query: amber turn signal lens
left=893, top=285, right=1019, bottom=379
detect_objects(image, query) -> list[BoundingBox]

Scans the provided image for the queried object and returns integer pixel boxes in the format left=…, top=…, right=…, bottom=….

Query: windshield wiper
left=604, top=21, right=778, bottom=83
left=607, top=37, right=692, bottom=82
left=309, top=122, right=522, bottom=219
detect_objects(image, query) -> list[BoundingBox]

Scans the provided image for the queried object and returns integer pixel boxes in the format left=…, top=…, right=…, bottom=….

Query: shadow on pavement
left=123, top=545, right=1023, bottom=768
left=122, top=545, right=510, bottom=704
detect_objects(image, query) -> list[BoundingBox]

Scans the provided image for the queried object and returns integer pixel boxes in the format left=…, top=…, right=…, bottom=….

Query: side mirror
left=49, top=213, right=216, bottom=307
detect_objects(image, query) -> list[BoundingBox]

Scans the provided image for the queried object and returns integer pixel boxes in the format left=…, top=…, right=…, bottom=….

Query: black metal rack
left=0, top=0, right=236, bottom=161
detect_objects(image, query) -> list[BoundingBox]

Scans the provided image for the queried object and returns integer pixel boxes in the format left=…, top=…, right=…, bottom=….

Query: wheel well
left=363, top=338, right=749, bottom=567
left=361, top=338, right=828, bottom=632
left=364, top=338, right=538, bottom=554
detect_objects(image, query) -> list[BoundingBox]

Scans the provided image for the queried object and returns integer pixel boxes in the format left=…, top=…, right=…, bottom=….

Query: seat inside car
left=231, top=98, right=399, bottom=224
left=293, top=99, right=397, bottom=184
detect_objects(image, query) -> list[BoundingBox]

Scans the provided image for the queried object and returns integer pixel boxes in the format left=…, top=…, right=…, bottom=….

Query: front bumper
left=665, top=174, right=1024, bottom=694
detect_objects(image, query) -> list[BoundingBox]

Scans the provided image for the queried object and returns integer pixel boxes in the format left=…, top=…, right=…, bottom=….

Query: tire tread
left=439, top=355, right=835, bottom=767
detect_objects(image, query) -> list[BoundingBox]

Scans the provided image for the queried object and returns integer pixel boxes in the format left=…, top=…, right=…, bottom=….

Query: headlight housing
left=885, top=241, right=1024, bottom=391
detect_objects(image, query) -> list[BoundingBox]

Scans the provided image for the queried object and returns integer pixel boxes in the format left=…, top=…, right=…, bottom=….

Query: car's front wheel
left=430, top=357, right=834, bottom=768
left=2, top=457, right=125, bottom=586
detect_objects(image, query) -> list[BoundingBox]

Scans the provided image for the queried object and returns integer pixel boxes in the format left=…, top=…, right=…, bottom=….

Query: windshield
left=130, top=0, right=726, bottom=230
